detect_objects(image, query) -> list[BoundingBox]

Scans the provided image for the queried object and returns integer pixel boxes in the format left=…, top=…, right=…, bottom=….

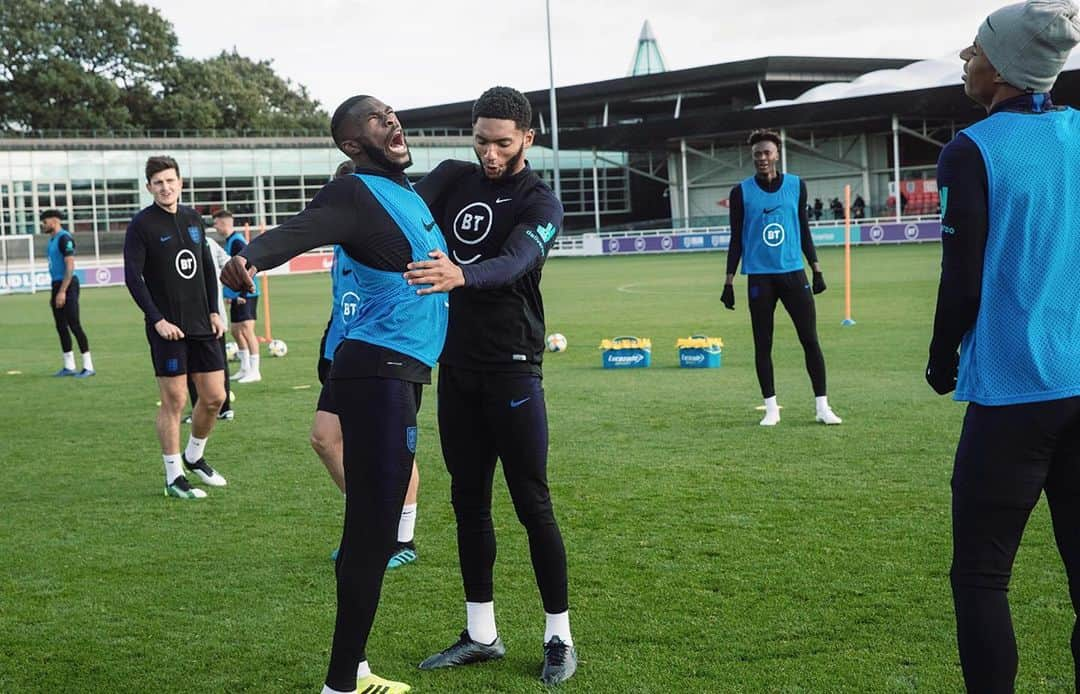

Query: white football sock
left=185, top=435, right=207, bottom=463
left=815, top=395, right=830, bottom=413
left=238, top=350, right=250, bottom=372
left=397, top=503, right=417, bottom=543
left=63, top=351, right=76, bottom=371
left=356, top=660, right=371, bottom=678
left=466, top=601, right=498, bottom=644
left=249, top=353, right=260, bottom=374
left=81, top=351, right=94, bottom=371
left=760, top=396, right=780, bottom=426
left=544, top=611, right=573, bottom=646
left=163, top=454, right=183, bottom=484
left=320, top=686, right=352, bottom=694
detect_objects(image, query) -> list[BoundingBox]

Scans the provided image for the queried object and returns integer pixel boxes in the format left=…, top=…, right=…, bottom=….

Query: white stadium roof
left=757, top=51, right=1080, bottom=109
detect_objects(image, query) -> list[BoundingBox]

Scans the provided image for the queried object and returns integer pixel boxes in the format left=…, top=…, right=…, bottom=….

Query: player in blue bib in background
left=311, top=161, right=421, bottom=571
left=927, top=2, right=1080, bottom=689
left=41, top=210, right=94, bottom=377
left=723, top=130, right=841, bottom=426
left=216, top=210, right=262, bottom=383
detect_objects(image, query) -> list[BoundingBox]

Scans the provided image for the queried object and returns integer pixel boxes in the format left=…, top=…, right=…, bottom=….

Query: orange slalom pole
left=257, top=223, right=272, bottom=343
left=842, top=184, right=856, bottom=326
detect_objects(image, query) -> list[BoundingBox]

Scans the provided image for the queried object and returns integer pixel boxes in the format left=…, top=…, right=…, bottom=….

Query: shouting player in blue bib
left=221, top=95, right=446, bottom=694
left=310, top=160, right=422, bottom=572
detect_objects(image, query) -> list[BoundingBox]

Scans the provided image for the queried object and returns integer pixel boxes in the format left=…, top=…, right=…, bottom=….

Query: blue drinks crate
left=677, top=335, right=723, bottom=368
left=599, top=336, right=652, bottom=369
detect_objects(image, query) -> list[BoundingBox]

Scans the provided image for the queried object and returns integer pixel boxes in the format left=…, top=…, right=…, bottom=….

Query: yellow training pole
left=842, top=184, right=856, bottom=326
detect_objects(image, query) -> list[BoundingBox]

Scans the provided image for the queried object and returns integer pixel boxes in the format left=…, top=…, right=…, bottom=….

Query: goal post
left=0, top=234, right=41, bottom=295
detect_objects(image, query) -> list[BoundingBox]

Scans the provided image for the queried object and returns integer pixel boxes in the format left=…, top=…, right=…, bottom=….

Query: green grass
left=0, top=244, right=1074, bottom=692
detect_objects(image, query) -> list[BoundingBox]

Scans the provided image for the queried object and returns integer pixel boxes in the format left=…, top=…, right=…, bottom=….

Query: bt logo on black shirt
left=451, top=201, right=494, bottom=264
left=175, top=249, right=197, bottom=279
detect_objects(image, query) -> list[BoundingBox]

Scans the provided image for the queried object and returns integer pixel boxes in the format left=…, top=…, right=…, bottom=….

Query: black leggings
left=951, top=396, right=1080, bottom=692
left=187, top=337, right=231, bottom=415
left=325, top=376, right=420, bottom=692
left=437, top=365, right=569, bottom=614
left=50, top=280, right=89, bottom=354
left=747, top=270, right=826, bottom=398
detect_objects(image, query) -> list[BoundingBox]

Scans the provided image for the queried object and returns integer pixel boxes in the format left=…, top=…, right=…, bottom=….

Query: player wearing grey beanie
left=929, top=1, right=1080, bottom=692
left=976, top=0, right=1080, bottom=92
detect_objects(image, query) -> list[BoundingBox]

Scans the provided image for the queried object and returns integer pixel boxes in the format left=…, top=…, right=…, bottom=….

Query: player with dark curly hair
left=405, top=86, right=577, bottom=685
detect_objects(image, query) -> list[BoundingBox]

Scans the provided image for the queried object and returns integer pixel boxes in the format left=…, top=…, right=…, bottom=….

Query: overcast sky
left=143, top=0, right=1006, bottom=112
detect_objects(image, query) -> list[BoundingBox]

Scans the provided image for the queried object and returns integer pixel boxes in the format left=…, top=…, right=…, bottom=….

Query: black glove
left=721, top=283, right=735, bottom=310
left=812, top=271, right=827, bottom=295
left=926, top=351, right=960, bottom=395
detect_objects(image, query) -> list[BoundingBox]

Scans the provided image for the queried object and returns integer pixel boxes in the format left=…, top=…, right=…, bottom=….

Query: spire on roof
left=628, top=20, right=666, bottom=77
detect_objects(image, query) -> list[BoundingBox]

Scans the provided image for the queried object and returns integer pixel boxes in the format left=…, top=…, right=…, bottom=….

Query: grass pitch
left=1, top=244, right=1075, bottom=692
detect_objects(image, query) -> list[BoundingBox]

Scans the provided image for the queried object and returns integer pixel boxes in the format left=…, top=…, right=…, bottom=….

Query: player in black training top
left=406, top=86, right=577, bottom=686
left=220, top=95, right=446, bottom=694
left=124, top=156, right=228, bottom=500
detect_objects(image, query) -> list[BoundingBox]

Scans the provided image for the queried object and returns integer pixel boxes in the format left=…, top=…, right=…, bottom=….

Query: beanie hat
left=977, top=0, right=1080, bottom=92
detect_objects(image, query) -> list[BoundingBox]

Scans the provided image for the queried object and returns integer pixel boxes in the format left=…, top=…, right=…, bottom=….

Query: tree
left=151, top=52, right=327, bottom=133
left=0, top=0, right=327, bottom=133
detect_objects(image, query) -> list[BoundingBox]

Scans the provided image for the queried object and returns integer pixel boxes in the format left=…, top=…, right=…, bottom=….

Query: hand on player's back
left=221, top=256, right=256, bottom=294
left=403, top=250, right=464, bottom=295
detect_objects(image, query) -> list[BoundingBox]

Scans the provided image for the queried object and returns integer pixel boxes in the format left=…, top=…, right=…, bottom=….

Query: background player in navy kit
left=215, top=209, right=262, bottom=383
left=722, top=129, right=842, bottom=426
left=40, top=209, right=94, bottom=377
left=124, top=156, right=228, bottom=499
left=405, top=86, right=577, bottom=685
left=311, top=160, right=420, bottom=569
left=221, top=95, right=447, bottom=694
left=926, top=2, right=1080, bottom=690
left=184, top=228, right=234, bottom=423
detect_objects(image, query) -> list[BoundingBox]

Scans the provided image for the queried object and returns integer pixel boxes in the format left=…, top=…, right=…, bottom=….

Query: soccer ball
left=225, top=341, right=239, bottom=361
left=268, top=339, right=288, bottom=357
left=546, top=333, right=567, bottom=353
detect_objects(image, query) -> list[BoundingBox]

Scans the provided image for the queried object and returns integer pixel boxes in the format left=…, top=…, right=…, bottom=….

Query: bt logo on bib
left=341, top=291, right=361, bottom=321
left=762, top=222, right=785, bottom=248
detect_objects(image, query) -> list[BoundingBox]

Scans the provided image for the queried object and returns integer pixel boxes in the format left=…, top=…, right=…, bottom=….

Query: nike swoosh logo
left=386, top=361, right=403, bottom=367
left=423, top=219, right=436, bottom=232
left=160, top=235, right=172, bottom=242
left=510, top=397, right=531, bottom=408
left=342, top=269, right=352, bottom=276
left=496, top=197, right=512, bottom=204
left=763, top=206, right=780, bottom=214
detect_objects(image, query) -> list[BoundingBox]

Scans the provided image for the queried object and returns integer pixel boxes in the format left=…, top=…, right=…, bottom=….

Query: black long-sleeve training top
left=124, top=203, right=218, bottom=337
left=415, top=160, right=563, bottom=375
